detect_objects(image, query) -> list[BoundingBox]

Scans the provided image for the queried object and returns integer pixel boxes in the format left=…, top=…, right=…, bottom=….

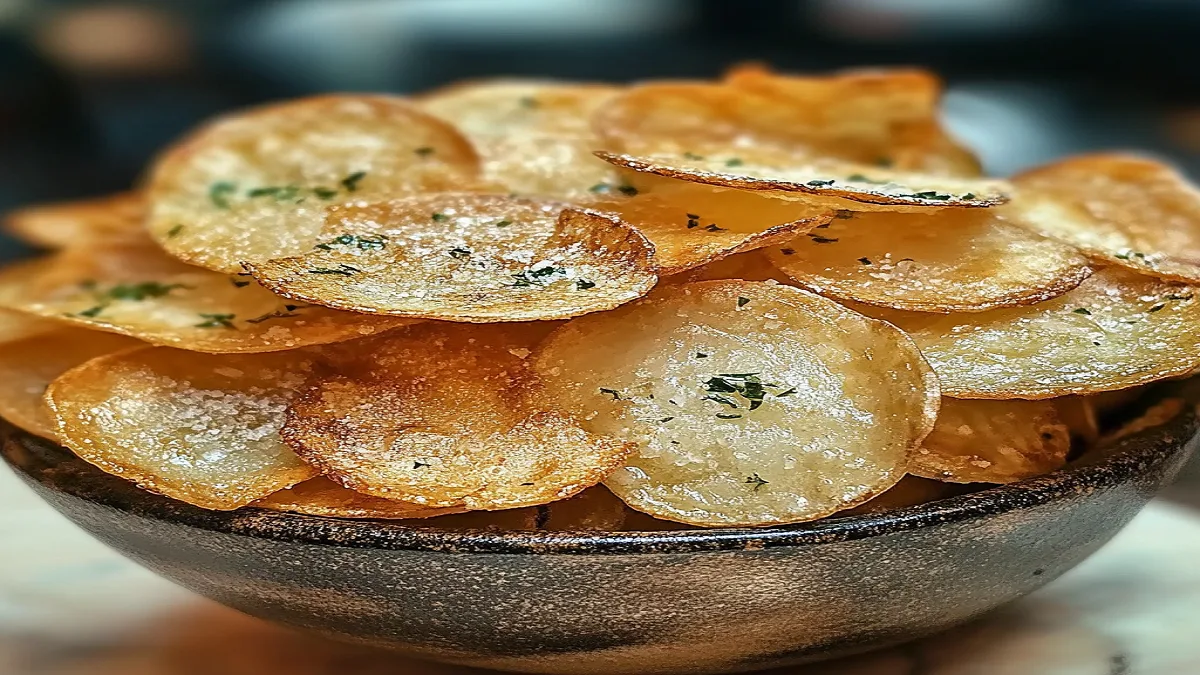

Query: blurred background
left=1, top=0, right=1200, bottom=258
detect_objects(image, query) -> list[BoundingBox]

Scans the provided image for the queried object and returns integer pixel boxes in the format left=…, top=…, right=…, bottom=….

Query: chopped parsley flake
left=195, top=313, right=236, bottom=329
left=683, top=152, right=705, bottom=160
left=780, top=248, right=796, bottom=255
left=808, top=234, right=839, bottom=244
left=208, top=181, right=238, bottom=209
left=962, top=192, right=976, bottom=200
left=307, top=264, right=361, bottom=276
left=510, top=264, right=567, bottom=287
left=737, top=296, right=750, bottom=308
left=166, top=224, right=184, bottom=238
left=312, top=186, right=339, bottom=200
left=617, top=185, right=639, bottom=197
left=230, top=278, right=252, bottom=288
left=102, top=282, right=190, bottom=302
left=494, top=219, right=512, bottom=228
left=76, top=305, right=105, bottom=318
left=659, top=417, right=675, bottom=423
left=704, top=372, right=794, bottom=411
left=858, top=257, right=872, bottom=265
left=315, top=234, right=387, bottom=251
left=448, top=247, right=472, bottom=260
left=1149, top=303, right=1167, bottom=313
left=431, top=212, right=449, bottom=222
left=695, top=352, right=708, bottom=359
left=414, top=147, right=435, bottom=158
left=246, top=305, right=303, bottom=324
left=413, top=460, right=431, bottom=469
left=599, top=387, right=621, bottom=400
left=519, top=96, right=539, bottom=108
left=705, top=223, right=726, bottom=232
left=910, top=191, right=953, bottom=201
left=806, top=179, right=836, bottom=187
left=776, top=387, right=797, bottom=397
left=576, top=279, right=596, bottom=290
left=716, top=413, right=743, bottom=419
left=725, top=157, right=744, bottom=167
left=1072, top=308, right=1093, bottom=315
left=745, top=473, right=769, bottom=491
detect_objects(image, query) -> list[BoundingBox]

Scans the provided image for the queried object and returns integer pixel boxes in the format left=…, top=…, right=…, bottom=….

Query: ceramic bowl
left=3, top=383, right=1198, bottom=675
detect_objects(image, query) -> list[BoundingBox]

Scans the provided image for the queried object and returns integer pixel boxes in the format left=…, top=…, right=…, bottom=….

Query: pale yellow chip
left=724, top=64, right=981, bottom=175
left=0, top=244, right=406, bottom=353
left=839, top=476, right=963, bottom=516
left=863, top=268, right=1200, bottom=398
left=46, top=347, right=320, bottom=510
left=5, top=192, right=147, bottom=249
left=598, top=151, right=1009, bottom=208
left=282, top=322, right=634, bottom=510
left=247, top=194, right=657, bottom=322
left=0, top=309, right=59, bottom=345
left=0, top=328, right=141, bottom=439
left=765, top=207, right=1092, bottom=312
left=420, top=79, right=625, bottom=199
left=590, top=178, right=833, bottom=275
left=1013, top=154, right=1200, bottom=283
left=912, top=398, right=1071, bottom=484
left=531, top=280, right=939, bottom=527
left=145, top=95, right=482, bottom=273
left=253, top=478, right=463, bottom=520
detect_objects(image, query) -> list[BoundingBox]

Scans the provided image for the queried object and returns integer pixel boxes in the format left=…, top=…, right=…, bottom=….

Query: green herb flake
left=744, top=473, right=769, bottom=491
left=776, top=387, right=797, bottom=397
left=589, top=183, right=612, bottom=194
left=414, top=146, right=435, bottom=158
left=857, top=257, right=872, bottom=265
left=76, top=305, right=106, bottom=318
left=245, top=306, right=303, bottom=324
left=1149, top=303, right=1167, bottom=313
left=307, top=264, right=361, bottom=276
left=806, top=179, right=836, bottom=187
left=230, top=278, right=252, bottom=288
left=705, top=223, right=726, bottom=232
left=780, top=248, right=796, bottom=255
left=166, top=224, right=184, bottom=238
left=195, top=313, right=236, bottom=329
left=808, top=234, right=839, bottom=244
left=716, top=413, right=743, bottom=420
left=104, top=282, right=190, bottom=302
left=599, top=387, right=622, bottom=400
left=617, top=185, right=639, bottom=197
left=448, top=247, right=472, bottom=260
left=659, top=417, right=675, bottom=423
left=910, top=191, right=952, bottom=201
left=494, top=219, right=512, bottom=228
left=518, top=96, right=539, bottom=109
left=683, top=152, right=705, bottom=160
left=431, top=212, right=449, bottom=222
left=208, top=181, right=238, bottom=209
left=312, top=186, right=339, bottom=200
left=1072, top=308, right=1093, bottom=315
left=695, top=352, right=708, bottom=359
left=576, top=279, right=596, bottom=290
left=737, top=296, right=750, bottom=308
left=413, top=460, right=431, bottom=469
left=725, top=157, right=744, bottom=167
left=961, top=192, right=976, bottom=200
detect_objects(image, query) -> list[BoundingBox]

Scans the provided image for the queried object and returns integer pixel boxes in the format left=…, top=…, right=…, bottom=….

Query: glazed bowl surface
left=4, top=383, right=1198, bottom=675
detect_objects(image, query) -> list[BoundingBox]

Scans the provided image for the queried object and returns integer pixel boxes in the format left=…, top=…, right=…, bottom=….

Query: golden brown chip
left=0, top=329, right=141, bottom=439
left=145, top=95, right=482, bottom=273
left=1013, top=154, right=1200, bottom=283
left=0, top=309, right=58, bottom=345
left=253, top=478, right=463, bottom=519
left=912, top=398, right=1071, bottom=484
left=282, top=322, right=634, bottom=510
left=765, top=207, right=1092, bottom=312
left=598, top=151, right=1009, bottom=208
left=589, top=178, right=833, bottom=275
left=531, top=280, right=939, bottom=527
left=5, top=192, right=147, bottom=249
left=540, top=486, right=628, bottom=531
left=46, top=346, right=320, bottom=510
left=865, top=268, right=1200, bottom=399
left=0, top=244, right=406, bottom=353
left=723, top=64, right=981, bottom=175
left=420, top=79, right=625, bottom=199
left=1100, top=398, right=1187, bottom=446
left=838, top=476, right=964, bottom=516
left=247, top=194, right=657, bottom=322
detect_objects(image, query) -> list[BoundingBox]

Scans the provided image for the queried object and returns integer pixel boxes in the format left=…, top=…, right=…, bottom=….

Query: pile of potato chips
left=0, top=66, right=1194, bottom=529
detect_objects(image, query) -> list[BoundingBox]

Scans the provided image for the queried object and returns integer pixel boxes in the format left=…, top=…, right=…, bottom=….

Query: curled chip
left=0, top=244, right=406, bottom=353
left=913, top=398, right=1071, bottom=484
left=1099, top=398, right=1186, bottom=446
left=0, top=329, right=141, bottom=440
left=146, top=95, right=482, bottom=273
left=282, top=322, right=634, bottom=510
left=1013, top=154, right=1200, bottom=283
left=597, top=151, right=1009, bottom=209
left=531, top=280, right=939, bottom=527
left=5, top=192, right=147, bottom=249
left=867, top=268, right=1200, bottom=399
left=420, top=79, right=625, bottom=199
left=765, top=207, right=1092, bottom=312
left=46, top=347, right=320, bottom=510
left=1055, top=396, right=1100, bottom=445
left=253, top=478, right=463, bottom=520
left=247, top=194, right=657, bottom=322
left=590, top=177, right=833, bottom=275
left=723, top=64, right=981, bottom=176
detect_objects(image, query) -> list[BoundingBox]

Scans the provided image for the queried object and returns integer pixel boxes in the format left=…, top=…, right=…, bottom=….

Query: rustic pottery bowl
left=4, top=381, right=1199, bottom=675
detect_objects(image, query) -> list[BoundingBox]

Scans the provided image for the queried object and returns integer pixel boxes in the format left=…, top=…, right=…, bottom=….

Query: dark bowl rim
left=4, top=389, right=1197, bottom=556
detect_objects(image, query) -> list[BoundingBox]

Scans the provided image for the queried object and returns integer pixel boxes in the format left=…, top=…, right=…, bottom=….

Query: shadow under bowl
left=4, top=385, right=1199, bottom=675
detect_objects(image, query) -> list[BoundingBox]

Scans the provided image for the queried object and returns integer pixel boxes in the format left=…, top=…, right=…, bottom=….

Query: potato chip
left=589, top=178, right=833, bottom=275
left=724, top=64, right=981, bottom=175
left=539, top=485, right=628, bottom=531
left=5, top=192, right=147, bottom=249
left=530, top=280, right=939, bottom=527
left=0, top=244, right=406, bottom=353
left=1013, top=154, right=1200, bottom=283
left=145, top=95, right=482, bottom=273
left=253, top=477, right=464, bottom=519
left=765, top=207, right=1092, bottom=312
left=866, top=268, right=1200, bottom=399
left=247, top=194, right=657, bottom=322
left=598, top=151, right=1009, bottom=208
left=839, top=476, right=964, bottom=516
left=46, top=346, right=320, bottom=510
left=912, top=398, right=1071, bottom=484
left=282, top=322, right=634, bottom=510
left=421, top=79, right=625, bottom=199
left=1099, top=397, right=1187, bottom=447
left=0, top=309, right=58, bottom=344
left=0, top=329, right=140, bottom=439
left=1055, top=396, right=1100, bottom=445
left=1089, top=386, right=1150, bottom=418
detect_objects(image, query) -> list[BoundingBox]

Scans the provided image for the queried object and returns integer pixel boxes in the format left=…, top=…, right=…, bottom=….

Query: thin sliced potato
left=247, top=194, right=657, bottom=322
left=531, top=280, right=939, bottom=527
left=913, top=398, right=1071, bottom=484
left=421, top=79, right=625, bottom=199
left=839, top=476, right=965, bottom=516
left=598, top=151, right=1009, bottom=208
left=724, top=64, right=981, bottom=175
left=865, top=268, right=1200, bottom=399
left=766, top=208, right=1092, bottom=312
left=5, top=192, right=147, bottom=249
left=1099, top=398, right=1186, bottom=446
left=253, top=478, right=463, bottom=520
left=0, top=329, right=141, bottom=439
left=282, top=322, right=634, bottom=510
left=0, top=244, right=406, bottom=353
left=1055, top=396, right=1100, bottom=446
left=146, top=95, right=482, bottom=273
left=0, top=309, right=59, bottom=344
left=46, top=347, right=320, bottom=510
left=1013, top=154, right=1200, bottom=283
left=590, top=178, right=833, bottom=275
